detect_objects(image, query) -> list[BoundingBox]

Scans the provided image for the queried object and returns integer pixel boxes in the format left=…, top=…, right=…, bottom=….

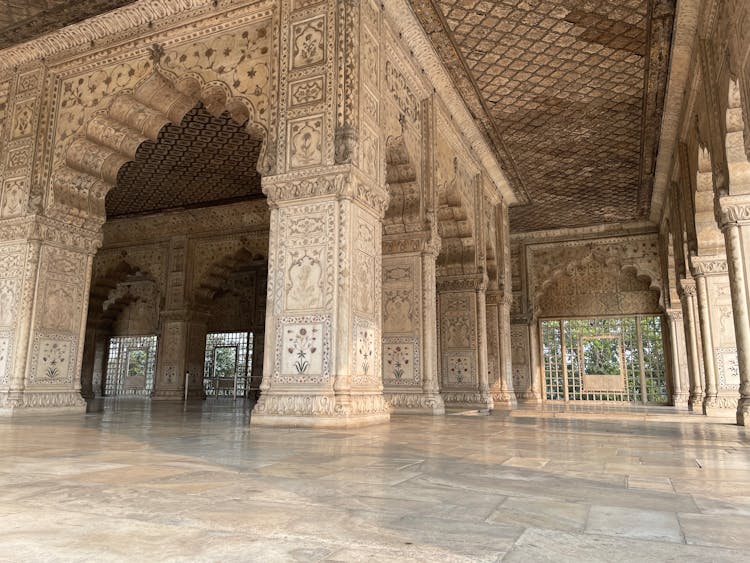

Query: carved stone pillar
left=527, top=319, right=544, bottom=403
left=437, top=274, right=493, bottom=410
left=680, top=279, right=704, bottom=410
left=666, top=309, right=690, bottom=408
left=80, top=324, right=109, bottom=400
left=691, top=254, right=738, bottom=415
left=0, top=217, right=100, bottom=415
left=251, top=168, right=390, bottom=428
left=718, top=195, right=750, bottom=425
left=152, top=309, right=208, bottom=400
left=381, top=233, right=445, bottom=414
left=249, top=333, right=264, bottom=400
left=487, top=292, right=516, bottom=406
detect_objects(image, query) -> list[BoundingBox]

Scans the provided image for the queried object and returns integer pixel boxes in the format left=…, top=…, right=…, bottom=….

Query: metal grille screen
left=104, top=335, right=158, bottom=396
left=203, top=332, right=254, bottom=398
left=541, top=316, right=667, bottom=403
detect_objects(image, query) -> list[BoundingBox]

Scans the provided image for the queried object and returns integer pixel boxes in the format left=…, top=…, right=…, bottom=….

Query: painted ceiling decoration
left=1, top=0, right=675, bottom=233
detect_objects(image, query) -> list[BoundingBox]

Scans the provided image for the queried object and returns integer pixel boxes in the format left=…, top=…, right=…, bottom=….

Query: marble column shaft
left=718, top=195, right=750, bottom=425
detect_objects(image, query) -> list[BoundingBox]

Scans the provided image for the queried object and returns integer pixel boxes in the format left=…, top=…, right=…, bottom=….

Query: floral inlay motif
left=385, top=345, right=409, bottom=380
left=286, top=326, right=319, bottom=374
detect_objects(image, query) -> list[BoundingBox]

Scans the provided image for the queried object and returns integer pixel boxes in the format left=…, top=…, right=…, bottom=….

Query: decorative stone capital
left=678, top=278, right=697, bottom=297
left=666, top=309, right=683, bottom=322
left=262, top=166, right=389, bottom=217
left=436, top=273, right=488, bottom=292
left=718, top=194, right=750, bottom=228
left=382, top=230, right=438, bottom=255
left=689, top=253, right=728, bottom=276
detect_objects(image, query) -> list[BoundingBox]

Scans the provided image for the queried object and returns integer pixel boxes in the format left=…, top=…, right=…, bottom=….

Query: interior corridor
left=1, top=403, right=749, bottom=562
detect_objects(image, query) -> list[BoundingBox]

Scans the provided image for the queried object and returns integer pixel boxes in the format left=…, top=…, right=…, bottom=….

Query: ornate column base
left=442, top=391, right=493, bottom=410
left=250, top=392, right=390, bottom=429
left=671, top=392, right=690, bottom=409
left=688, top=392, right=703, bottom=411
left=704, top=394, right=738, bottom=417
left=491, top=391, right=517, bottom=408
left=0, top=391, right=86, bottom=416
left=737, top=397, right=750, bottom=426
left=385, top=391, right=445, bottom=415
left=517, top=391, right=542, bottom=404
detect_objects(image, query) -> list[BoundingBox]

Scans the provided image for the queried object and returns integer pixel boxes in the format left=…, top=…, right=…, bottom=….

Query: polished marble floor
left=1, top=400, right=749, bottom=562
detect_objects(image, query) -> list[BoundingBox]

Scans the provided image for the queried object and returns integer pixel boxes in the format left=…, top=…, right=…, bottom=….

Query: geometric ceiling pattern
left=0, top=0, right=134, bottom=49
left=412, top=0, right=674, bottom=232
left=107, top=104, right=263, bottom=218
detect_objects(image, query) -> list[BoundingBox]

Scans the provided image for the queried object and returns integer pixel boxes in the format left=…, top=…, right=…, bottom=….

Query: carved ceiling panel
left=106, top=103, right=263, bottom=218
left=412, top=0, right=674, bottom=232
left=0, top=0, right=135, bottom=49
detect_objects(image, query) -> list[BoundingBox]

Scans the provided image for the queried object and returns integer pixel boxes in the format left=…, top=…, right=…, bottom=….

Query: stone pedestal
left=251, top=168, right=390, bottom=428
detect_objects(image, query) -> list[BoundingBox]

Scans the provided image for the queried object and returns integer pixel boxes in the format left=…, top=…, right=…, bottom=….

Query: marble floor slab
left=0, top=400, right=748, bottom=562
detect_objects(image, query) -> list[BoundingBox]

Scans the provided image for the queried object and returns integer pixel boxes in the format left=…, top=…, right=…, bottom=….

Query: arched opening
left=76, top=69, right=272, bottom=412
left=536, top=252, right=667, bottom=405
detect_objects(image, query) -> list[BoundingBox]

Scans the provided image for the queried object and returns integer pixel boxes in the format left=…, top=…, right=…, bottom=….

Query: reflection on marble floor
left=1, top=401, right=749, bottom=562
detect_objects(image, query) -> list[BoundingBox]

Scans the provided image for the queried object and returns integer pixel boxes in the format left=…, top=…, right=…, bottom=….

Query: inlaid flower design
left=286, top=326, right=318, bottom=374
left=385, top=345, right=409, bottom=380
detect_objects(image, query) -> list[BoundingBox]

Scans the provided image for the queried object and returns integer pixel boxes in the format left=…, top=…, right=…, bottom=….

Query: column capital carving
left=679, top=278, right=697, bottom=297
left=261, top=166, right=389, bottom=217
left=718, top=194, right=750, bottom=228
left=666, top=309, right=683, bottom=322
left=689, top=253, right=729, bottom=276
left=436, top=273, right=488, bottom=292
left=382, top=229, right=439, bottom=255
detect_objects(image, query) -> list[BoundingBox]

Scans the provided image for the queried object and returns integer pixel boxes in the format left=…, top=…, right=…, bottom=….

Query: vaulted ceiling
left=1, top=0, right=675, bottom=233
